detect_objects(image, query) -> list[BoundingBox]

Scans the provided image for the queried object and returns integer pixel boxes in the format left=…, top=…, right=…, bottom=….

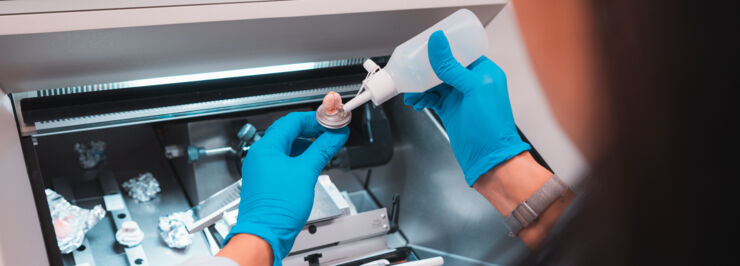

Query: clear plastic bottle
left=343, top=9, right=488, bottom=112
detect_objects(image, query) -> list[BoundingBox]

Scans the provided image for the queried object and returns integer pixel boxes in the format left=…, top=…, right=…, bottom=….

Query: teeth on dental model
left=322, top=91, right=343, bottom=115
left=316, top=91, right=351, bottom=129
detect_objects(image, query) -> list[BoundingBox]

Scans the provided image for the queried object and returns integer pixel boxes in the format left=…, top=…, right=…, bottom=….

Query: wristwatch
left=504, top=174, right=569, bottom=236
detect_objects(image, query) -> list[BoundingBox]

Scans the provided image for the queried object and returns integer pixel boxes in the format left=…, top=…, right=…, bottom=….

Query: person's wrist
left=473, top=151, right=551, bottom=214
left=463, top=141, right=532, bottom=186
left=225, top=221, right=285, bottom=265
left=472, top=152, right=576, bottom=250
left=217, top=233, right=273, bottom=266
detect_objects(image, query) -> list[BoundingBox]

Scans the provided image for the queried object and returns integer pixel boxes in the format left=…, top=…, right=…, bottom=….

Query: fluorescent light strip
left=125, top=62, right=319, bottom=87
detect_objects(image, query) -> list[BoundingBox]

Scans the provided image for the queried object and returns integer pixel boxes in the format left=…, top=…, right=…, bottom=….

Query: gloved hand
left=225, top=111, right=349, bottom=265
left=404, top=31, right=531, bottom=186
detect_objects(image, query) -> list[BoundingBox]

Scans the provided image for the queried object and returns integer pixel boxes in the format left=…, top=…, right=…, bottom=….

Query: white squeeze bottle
left=342, top=9, right=488, bottom=112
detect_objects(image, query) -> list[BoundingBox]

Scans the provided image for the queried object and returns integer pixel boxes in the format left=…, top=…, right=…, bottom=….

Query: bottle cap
left=363, top=59, right=380, bottom=73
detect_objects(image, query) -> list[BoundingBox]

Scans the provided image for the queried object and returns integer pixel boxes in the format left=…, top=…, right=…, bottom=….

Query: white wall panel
left=0, top=92, right=48, bottom=266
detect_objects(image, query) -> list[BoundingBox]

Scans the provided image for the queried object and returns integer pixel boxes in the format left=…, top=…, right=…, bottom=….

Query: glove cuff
left=464, top=142, right=532, bottom=187
left=224, top=222, right=292, bottom=266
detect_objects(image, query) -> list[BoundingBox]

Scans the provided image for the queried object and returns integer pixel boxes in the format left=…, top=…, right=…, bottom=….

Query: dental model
left=322, top=91, right=343, bottom=115
left=316, top=91, right=351, bottom=129
left=116, top=221, right=145, bottom=247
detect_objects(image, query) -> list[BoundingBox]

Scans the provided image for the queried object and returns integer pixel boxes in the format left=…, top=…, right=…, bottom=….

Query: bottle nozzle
left=342, top=90, right=372, bottom=113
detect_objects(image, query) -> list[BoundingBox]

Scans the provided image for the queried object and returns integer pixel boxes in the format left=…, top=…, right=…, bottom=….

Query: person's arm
left=216, top=234, right=273, bottom=265
left=473, top=151, right=576, bottom=249
left=405, top=31, right=574, bottom=250
left=219, top=112, right=349, bottom=266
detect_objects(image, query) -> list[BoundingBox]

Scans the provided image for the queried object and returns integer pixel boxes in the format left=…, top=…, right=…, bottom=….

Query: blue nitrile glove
left=404, top=31, right=531, bottom=187
left=224, top=111, right=349, bottom=266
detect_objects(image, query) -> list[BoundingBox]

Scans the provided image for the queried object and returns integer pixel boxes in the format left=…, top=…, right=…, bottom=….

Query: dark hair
left=530, top=1, right=733, bottom=265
